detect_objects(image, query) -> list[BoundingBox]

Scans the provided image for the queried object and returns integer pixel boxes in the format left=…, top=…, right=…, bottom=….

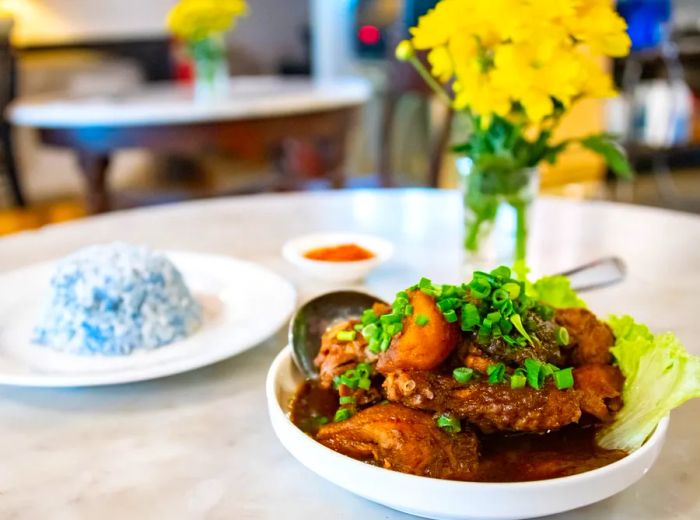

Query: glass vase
left=457, top=157, right=539, bottom=275
left=190, top=34, right=230, bottom=103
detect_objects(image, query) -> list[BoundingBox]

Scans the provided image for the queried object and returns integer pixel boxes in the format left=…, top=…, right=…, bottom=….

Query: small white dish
left=0, top=252, right=296, bottom=387
left=266, top=345, right=669, bottom=520
left=282, top=232, right=393, bottom=283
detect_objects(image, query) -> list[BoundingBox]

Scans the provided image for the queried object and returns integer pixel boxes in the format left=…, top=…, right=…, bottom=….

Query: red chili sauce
left=303, top=243, right=375, bottom=262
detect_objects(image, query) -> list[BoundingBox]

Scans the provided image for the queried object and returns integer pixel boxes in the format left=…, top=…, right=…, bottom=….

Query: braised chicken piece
left=314, top=319, right=369, bottom=389
left=475, top=311, right=565, bottom=366
left=556, top=308, right=614, bottom=365
left=383, top=370, right=582, bottom=433
left=316, top=403, right=479, bottom=480
left=574, top=364, right=624, bottom=421
left=377, top=290, right=460, bottom=374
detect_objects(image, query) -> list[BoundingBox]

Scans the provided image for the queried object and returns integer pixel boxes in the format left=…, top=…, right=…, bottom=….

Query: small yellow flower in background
left=167, top=0, right=248, bottom=42
left=406, top=0, right=631, bottom=125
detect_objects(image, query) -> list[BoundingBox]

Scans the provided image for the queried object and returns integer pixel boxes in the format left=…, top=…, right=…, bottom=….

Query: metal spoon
left=290, top=256, right=626, bottom=379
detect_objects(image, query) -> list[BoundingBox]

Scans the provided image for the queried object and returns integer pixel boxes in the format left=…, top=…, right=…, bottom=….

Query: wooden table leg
left=77, top=151, right=111, bottom=214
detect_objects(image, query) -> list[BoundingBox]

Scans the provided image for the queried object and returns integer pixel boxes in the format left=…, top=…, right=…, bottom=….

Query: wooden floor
left=0, top=198, right=86, bottom=236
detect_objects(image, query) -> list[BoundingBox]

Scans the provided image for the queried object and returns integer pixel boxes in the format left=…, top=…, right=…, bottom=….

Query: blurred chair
left=378, top=0, right=452, bottom=188
left=0, top=21, right=24, bottom=206
left=379, top=58, right=454, bottom=188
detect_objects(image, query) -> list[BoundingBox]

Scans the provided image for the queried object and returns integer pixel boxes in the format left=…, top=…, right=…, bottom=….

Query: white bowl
left=281, top=233, right=393, bottom=283
left=266, top=345, right=669, bottom=520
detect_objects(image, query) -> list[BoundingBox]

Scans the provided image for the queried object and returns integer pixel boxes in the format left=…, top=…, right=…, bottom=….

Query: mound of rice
left=33, top=243, right=202, bottom=356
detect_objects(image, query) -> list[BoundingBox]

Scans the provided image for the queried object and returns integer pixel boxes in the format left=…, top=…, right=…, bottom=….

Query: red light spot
left=358, top=25, right=381, bottom=46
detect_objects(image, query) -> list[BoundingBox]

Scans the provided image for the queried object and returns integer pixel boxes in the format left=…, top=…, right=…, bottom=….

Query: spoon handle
left=558, top=256, right=626, bottom=293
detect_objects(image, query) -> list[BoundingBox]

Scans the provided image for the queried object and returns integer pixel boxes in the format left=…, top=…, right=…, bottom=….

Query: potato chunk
left=377, top=290, right=460, bottom=373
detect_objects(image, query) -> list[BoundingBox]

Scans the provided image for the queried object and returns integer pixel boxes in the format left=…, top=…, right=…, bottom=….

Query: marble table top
left=0, top=189, right=698, bottom=520
left=6, top=75, right=372, bottom=129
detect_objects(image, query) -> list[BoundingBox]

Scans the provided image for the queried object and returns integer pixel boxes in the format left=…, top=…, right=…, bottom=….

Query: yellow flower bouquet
left=167, top=0, right=248, bottom=100
left=397, top=0, right=632, bottom=275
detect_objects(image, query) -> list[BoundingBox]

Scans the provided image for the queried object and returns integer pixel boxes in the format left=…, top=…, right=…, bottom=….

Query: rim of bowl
left=266, top=344, right=669, bottom=490
left=281, top=233, right=394, bottom=266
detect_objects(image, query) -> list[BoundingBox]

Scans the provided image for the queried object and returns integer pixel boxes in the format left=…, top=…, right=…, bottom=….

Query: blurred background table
left=7, top=76, right=371, bottom=213
left=0, top=189, right=698, bottom=520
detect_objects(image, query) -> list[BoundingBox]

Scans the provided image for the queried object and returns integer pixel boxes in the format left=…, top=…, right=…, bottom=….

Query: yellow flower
left=404, top=0, right=630, bottom=124
left=167, top=0, right=248, bottom=42
left=395, top=40, right=416, bottom=61
left=428, top=47, right=454, bottom=83
left=566, top=2, right=632, bottom=57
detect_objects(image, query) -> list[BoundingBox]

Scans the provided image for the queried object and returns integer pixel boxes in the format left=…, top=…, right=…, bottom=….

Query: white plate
left=0, top=252, right=296, bottom=387
left=267, top=345, right=669, bottom=520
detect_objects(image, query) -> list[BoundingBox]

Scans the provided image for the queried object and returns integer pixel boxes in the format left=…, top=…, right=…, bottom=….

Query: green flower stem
left=512, top=200, right=528, bottom=280
left=407, top=55, right=453, bottom=107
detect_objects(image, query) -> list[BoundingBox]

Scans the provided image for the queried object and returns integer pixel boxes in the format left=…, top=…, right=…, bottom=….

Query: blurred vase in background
left=167, top=0, right=248, bottom=103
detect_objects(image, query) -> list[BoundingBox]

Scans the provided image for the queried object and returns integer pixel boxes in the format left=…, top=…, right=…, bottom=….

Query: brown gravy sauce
left=290, top=380, right=627, bottom=482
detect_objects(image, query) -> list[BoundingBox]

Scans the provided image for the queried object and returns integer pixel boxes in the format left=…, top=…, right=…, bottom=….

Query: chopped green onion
left=490, top=266, right=511, bottom=279
left=503, top=282, right=521, bottom=299
left=415, top=314, right=430, bottom=327
left=354, top=323, right=363, bottom=332
left=334, top=408, right=353, bottom=422
left=470, top=279, right=492, bottom=299
left=492, top=288, right=509, bottom=305
left=482, top=318, right=493, bottom=330
left=510, top=369, right=527, bottom=389
left=403, top=304, right=414, bottom=316
left=461, top=303, right=480, bottom=331
left=361, top=309, right=378, bottom=325
left=554, top=367, right=574, bottom=389
left=380, top=313, right=402, bottom=325
left=524, top=358, right=544, bottom=390
left=436, top=414, right=461, bottom=433
left=356, top=363, right=372, bottom=378
left=336, top=330, right=356, bottom=342
left=316, top=416, right=329, bottom=426
left=487, top=363, right=506, bottom=384
left=339, top=396, right=356, bottom=405
left=453, top=367, right=474, bottom=384
left=443, top=309, right=458, bottom=323
left=396, top=290, right=409, bottom=300
left=368, top=338, right=380, bottom=353
left=358, top=378, right=371, bottom=390
left=557, top=326, right=570, bottom=346
left=418, top=277, right=433, bottom=290
left=379, top=335, right=391, bottom=352
left=510, top=314, right=535, bottom=346
left=486, top=310, right=502, bottom=323
left=361, top=323, right=379, bottom=340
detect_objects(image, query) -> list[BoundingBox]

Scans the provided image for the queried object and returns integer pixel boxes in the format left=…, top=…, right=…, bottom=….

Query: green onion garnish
left=339, top=396, right=356, bottom=405
left=524, top=358, right=544, bottom=390
left=443, top=309, right=458, bottom=323
left=556, top=326, right=570, bottom=346
left=460, top=303, right=480, bottom=331
left=336, top=330, right=356, bottom=342
left=510, top=314, right=535, bottom=346
left=334, top=408, right=353, bottom=422
left=453, top=367, right=474, bottom=384
left=490, top=265, right=511, bottom=279
left=510, top=368, right=527, bottom=389
left=502, top=282, right=521, bottom=299
left=554, top=367, right=574, bottom=389
left=415, top=314, right=430, bottom=327
left=436, top=414, right=461, bottom=433
left=487, top=362, right=506, bottom=384
left=403, top=304, right=414, bottom=316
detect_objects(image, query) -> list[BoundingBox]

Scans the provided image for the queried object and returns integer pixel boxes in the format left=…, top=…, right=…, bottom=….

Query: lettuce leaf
left=597, top=315, right=700, bottom=451
left=529, top=275, right=587, bottom=309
